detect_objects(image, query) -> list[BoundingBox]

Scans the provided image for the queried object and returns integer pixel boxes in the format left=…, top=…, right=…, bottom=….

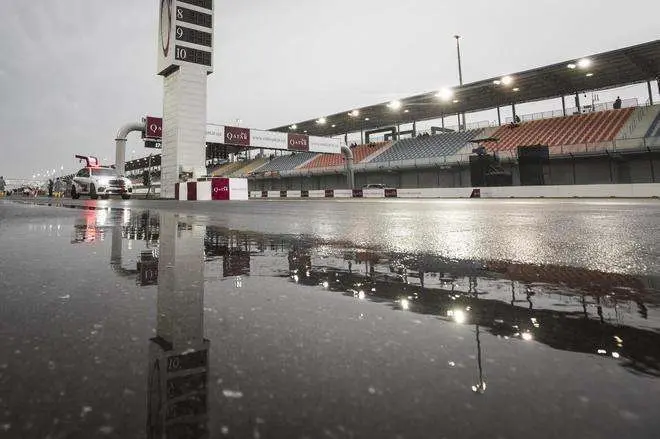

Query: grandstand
left=370, top=130, right=483, bottom=163
left=119, top=40, right=659, bottom=193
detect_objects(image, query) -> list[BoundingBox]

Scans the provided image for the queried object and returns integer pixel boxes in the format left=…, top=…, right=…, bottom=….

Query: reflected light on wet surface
left=2, top=199, right=660, bottom=438
left=447, top=308, right=467, bottom=324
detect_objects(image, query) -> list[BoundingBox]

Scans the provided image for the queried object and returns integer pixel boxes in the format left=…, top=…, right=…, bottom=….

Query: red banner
left=187, top=181, right=197, bottom=201
left=224, top=126, right=250, bottom=147
left=212, top=178, right=230, bottom=200
left=146, top=116, right=163, bottom=139
left=288, top=133, right=309, bottom=152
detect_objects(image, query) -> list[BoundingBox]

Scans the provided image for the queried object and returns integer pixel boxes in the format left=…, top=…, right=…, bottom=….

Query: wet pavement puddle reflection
left=1, top=201, right=659, bottom=438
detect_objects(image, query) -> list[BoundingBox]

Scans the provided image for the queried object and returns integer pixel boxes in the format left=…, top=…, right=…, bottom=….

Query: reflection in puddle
left=147, top=214, right=209, bottom=438
left=68, top=206, right=660, bottom=385
left=8, top=202, right=660, bottom=437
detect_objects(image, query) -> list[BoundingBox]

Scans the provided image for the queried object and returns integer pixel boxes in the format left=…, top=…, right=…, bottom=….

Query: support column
left=575, top=93, right=581, bottom=113
left=115, top=121, right=145, bottom=176
left=561, top=96, right=566, bottom=116
left=648, top=81, right=654, bottom=105
left=412, top=121, right=417, bottom=137
left=161, top=66, right=208, bottom=199
left=496, top=107, right=501, bottom=126
left=341, top=145, right=354, bottom=189
left=441, top=116, right=445, bottom=129
left=511, top=103, right=517, bottom=121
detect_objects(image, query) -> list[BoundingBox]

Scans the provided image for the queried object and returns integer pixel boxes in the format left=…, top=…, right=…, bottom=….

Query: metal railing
left=504, top=98, right=639, bottom=124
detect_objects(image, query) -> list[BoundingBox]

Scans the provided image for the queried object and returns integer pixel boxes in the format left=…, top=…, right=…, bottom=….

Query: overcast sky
left=0, top=0, right=658, bottom=179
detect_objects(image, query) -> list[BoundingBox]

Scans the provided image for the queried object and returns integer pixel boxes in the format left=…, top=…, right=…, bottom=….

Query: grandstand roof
left=272, top=39, right=660, bottom=137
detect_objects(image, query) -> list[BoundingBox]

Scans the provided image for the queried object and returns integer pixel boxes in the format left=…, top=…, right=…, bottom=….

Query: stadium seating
left=211, top=161, right=245, bottom=176
left=369, top=130, right=484, bottom=163
left=230, top=157, right=268, bottom=177
left=301, top=142, right=389, bottom=169
left=485, top=108, right=634, bottom=152
left=251, top=152, right=317, bottom=174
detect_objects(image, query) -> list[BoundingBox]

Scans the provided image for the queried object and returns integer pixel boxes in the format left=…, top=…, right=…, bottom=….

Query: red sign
left=287, top=133, right=309, bottom=152
left=187, top=181, right=197, bottom=201
left=212, top=178, right=230, bottom=200
left=146, top=116, right=163, bottom=139
left=224, top=126, right=250, bottom=147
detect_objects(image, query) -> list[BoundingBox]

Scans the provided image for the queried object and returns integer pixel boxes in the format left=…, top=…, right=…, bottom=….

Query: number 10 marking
left=176, top=47, right=187, bottom=60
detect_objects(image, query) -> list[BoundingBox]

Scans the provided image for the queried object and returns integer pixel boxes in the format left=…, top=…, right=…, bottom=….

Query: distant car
left=363, top=184, right=387, bottom=189
left=71, top=166, right=132, bottom=200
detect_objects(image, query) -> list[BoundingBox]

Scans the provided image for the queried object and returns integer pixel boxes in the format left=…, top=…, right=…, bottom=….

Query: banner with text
left=147, top=118, right=342, bottom=154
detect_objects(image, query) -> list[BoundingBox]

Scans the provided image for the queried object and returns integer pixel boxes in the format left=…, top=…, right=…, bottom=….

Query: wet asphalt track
left=1, top=198, right=659, bottom=438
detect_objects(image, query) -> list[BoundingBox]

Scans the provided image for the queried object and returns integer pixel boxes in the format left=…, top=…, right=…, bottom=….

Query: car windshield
left=91, top=168, right=117, bottom=177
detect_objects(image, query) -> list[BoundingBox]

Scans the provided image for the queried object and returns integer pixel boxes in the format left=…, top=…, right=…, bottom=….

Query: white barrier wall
left=176, top=178, right=249, bottom=201
left=197, top=181, right=212, bottom=201
left=249, top=183, right=660, bottom=199
left=334, top=190, right=353, bottom=198
left=229, top=178, right=249, bottom=201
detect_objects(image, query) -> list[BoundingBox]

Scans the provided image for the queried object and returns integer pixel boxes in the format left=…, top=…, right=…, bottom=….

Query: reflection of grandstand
left=176, top=224, right=660, bottom=377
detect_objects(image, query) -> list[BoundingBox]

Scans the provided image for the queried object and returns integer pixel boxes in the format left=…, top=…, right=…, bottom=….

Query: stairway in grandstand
left=484, top=108, right=634, bottom=151
left=617, top=105, right=660, bottom=140
left=644, top=106, right=660, bottom=139
left=300, top=142, right=390, bottom=169
left=368, top=129, right=484, bottom=163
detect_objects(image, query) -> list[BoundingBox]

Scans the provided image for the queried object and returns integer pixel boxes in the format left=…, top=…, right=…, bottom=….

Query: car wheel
left=121, top=194, right=131, bottom=200
left=90, top=184, right=98, bottom=200
left=71, top=186, right=80, bottom=199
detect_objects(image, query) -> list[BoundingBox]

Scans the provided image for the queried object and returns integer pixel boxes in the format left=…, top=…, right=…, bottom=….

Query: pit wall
left=250, top=183, right=660, bottom=199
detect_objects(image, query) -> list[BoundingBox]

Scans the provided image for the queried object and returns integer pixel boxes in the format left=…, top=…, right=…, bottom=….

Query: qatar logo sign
left=224, top=126, right=250, bottom=147
left=287, top=133, right=309, bottom=152
left=212, top=178, right=230, bottom=200
left=145, top=116, right=163, bottom=139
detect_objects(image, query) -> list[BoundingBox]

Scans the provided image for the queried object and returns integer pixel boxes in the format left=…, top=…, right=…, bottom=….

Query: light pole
left=454, top=35, right=465, bottom=131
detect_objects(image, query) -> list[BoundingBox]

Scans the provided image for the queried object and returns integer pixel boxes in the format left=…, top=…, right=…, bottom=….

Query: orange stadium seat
left=301, top=142, right=389, bottom=169
left=485, top=108, right=634, bottom=152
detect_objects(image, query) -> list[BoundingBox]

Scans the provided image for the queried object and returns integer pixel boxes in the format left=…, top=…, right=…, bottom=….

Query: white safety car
left=71, top=166, right=132, bottom=200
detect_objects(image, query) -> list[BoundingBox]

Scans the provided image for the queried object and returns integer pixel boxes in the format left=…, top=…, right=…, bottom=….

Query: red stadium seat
left=301, top=142, right=390, bottom=169
left=485, top=108, right=634, bottom=152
